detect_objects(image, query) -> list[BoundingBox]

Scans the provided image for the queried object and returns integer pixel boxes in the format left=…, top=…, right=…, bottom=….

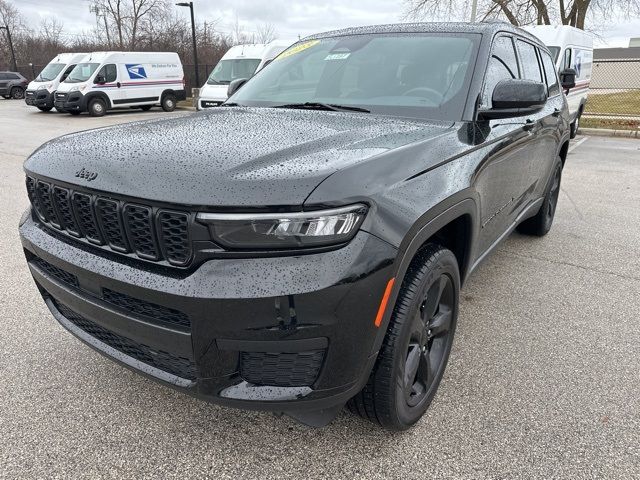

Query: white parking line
left=568, top=137, right=588, bottom=154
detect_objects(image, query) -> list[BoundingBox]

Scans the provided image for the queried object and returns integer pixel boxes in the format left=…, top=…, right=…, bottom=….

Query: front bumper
left=54, top=91, right=85, bottom=112
left=25, top=89, right=54, bottom=108
left=20, top=212, right=396, bottom=414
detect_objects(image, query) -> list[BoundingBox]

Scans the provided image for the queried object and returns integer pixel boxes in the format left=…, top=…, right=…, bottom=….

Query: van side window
left=516, top=40, right=543, bottom=83
left=540, top=50, right=560, bottom=96
left=61, top=65, right=75, bottom=82
left=562, top=49, right=572, bottom=71
left=95, top=64, right=117, bottom=83
left=482, top=36, right=520, bottom=108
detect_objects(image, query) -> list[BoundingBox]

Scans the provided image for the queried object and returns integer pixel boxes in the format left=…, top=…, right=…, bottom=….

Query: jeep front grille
left=26, top=176, right=193, bottom=266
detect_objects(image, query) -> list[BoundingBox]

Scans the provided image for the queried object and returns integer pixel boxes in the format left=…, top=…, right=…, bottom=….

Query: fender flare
left=369, top=193, right=479, bottom=356
left=82, top=91, right=112, bottom=110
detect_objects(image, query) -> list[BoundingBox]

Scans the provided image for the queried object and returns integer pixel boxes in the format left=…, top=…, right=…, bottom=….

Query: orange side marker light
left=374, top=278, right=395, bottom=327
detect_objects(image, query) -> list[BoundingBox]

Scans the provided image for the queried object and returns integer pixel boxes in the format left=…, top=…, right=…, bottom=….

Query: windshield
left=548, top=46, right=560, bottom=63
left=64, top=63, right=100, bottom=83
left=207, top=58, right=262, bottom=85
left=229, top=33, right=479, bottom=121
left=35, top=63, right=66, bottom=82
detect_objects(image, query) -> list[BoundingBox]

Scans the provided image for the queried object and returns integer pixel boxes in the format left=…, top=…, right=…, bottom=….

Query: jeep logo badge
left=75, top=167, right=98, bottom=181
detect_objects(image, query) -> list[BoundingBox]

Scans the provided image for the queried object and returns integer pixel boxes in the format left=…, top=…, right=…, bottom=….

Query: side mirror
left=95, top=75, right=106, bottom=85
left=478, top=79, right=547, bottom=120
left=227, top=78, right=248, bottom=97
left=559, top=68, right=577, bottom=90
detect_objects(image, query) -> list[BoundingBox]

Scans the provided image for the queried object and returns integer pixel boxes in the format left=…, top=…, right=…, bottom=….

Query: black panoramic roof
left=303, top=21, right=544, bottom=47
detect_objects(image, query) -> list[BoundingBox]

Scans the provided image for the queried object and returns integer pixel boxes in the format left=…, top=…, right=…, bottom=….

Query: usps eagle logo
left=126, top=64, right=147, bottom=79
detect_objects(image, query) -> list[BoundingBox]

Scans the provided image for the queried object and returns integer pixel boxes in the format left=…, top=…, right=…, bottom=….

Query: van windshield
left=207, top=58, right=261, bottom=85
left=35, top=63, right=66, bottom=82
left=64, top=63, right=100, bottom=83
left=229, top=33, right=479, bottom=121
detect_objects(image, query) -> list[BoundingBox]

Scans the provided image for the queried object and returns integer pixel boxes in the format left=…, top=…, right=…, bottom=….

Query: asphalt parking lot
left=1, top=98, right=639, bottom=479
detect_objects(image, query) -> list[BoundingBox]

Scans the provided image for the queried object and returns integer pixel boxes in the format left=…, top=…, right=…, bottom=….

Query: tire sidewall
left=11, top=87, right=24, bottom=99
left=162, top=94, right=176, bottom=112
left=387, top=248, right=460, bottom=428
left=89, top=98, right=106, bottom=117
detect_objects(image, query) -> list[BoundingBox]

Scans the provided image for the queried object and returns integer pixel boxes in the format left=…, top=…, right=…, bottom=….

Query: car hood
left=24, top=107, right=453, bottom=207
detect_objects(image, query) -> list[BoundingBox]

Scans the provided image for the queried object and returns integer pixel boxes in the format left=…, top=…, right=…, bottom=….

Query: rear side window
left=540, top=50, right=560, bottom=96
left=482, top=35, right=520, bottom=108
left=96, top=64, right=117, bottom=83
left=562, top=49, right=572, bottom=70
left=0, top=73, right=7, bottom=80
left=7, top=73, right=20, bottom=80
left=517, top=40, right=543, bottom=82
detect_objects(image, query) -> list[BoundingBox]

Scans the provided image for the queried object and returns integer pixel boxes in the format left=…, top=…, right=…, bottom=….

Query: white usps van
left=54, top=51, right=186, bottom=116
left=25, top=53, right=87, bottom=112
left=525, top=25, right=593, bottom=137
left=197, top=41, right=292, bottom=110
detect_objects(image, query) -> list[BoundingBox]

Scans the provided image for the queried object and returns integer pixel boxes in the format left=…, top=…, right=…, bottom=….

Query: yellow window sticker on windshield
left=276, top=40, right=320, bottom=60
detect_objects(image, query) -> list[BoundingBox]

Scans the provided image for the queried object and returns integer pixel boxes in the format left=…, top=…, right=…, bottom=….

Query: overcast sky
left=13, top=0, right=640, bottom=48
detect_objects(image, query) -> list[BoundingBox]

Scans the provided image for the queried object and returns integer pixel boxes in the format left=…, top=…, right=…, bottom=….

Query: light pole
left=0, top=25, right=18, bottom=72
left=176, top=2, right=199, bottom=87
left=29, top=62, right=35, bottom=79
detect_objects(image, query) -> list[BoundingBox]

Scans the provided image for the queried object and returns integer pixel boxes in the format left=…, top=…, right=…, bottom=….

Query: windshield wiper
left=273, top=102, right=370, bottom=113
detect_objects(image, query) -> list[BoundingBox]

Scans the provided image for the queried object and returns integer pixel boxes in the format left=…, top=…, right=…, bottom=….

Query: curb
left=579, top=127, right=639, bottom=138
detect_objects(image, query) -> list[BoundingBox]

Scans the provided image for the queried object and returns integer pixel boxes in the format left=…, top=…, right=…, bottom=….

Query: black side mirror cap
left=560, top=68, right=577, bottom=90
left=227, top=78, right=248, bottom=97
left=478, top=79, right=547, bottom=120
left=95, top=75, right=106, bottom=85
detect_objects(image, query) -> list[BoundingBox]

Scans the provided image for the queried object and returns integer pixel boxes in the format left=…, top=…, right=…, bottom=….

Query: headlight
left=196, top=204, right=367, bottom=249
left=68, top=85, right=86, bottom=92
left=37, top=84, right=53, bottom=91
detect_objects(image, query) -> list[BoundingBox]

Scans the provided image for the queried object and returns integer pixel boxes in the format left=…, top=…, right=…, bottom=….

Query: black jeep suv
left=19, top=23, right=572, bottom=430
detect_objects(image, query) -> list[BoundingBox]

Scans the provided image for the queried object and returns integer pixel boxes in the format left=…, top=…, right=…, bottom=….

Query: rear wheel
left=517, top=157, right=562, bottom=236
left=10, top=87, right=24, bottom=99
left=347, top=244, right=459, bottom=430
left=37, top=106, right=53, bottom=112
left=88, top=98, right=107, bottom=117
left=161, top=93, right=176, bottom=112
left=139, top=105, right=152, bottom=111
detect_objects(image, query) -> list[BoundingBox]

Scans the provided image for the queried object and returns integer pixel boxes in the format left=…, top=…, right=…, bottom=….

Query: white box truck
left=197, top=41, right=292, bottom=110
left=25, top=53, right=87, bottom=112
left=54, top=51, right=186, bottom=116
left=525, top=25, right=593, bottom=137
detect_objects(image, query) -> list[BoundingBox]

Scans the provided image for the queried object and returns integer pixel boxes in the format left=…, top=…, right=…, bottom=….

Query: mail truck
left=25, top=53, right=87, bottom=112
left=54, top=52, right=186, bottom=116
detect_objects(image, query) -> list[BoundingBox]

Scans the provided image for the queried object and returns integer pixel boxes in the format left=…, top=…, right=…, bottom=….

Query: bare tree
left=39, top=18, right=64, bottom=44
left=255, top=22, right=277, bottom=43
left=405, top=0, right=640, bottom=29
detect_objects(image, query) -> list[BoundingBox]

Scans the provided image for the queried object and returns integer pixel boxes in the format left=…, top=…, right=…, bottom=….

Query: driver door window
left=482, top=35, right=520, bottom=108
left=95, top=64, right=117, bottom=83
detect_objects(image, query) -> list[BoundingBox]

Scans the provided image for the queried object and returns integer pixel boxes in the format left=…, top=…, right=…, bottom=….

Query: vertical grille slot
left=158, top=211, right=191, bottom=266
left=123, top=205, right=158, bottom=260
left=36, top=181, right=61, bottom=228
left=72, top=192, right=103, bottom=244
left=96, top=198, right=128, bottom=252
left=26, top=176, right=46, bottom=221
left=52, top=187, right=80, bottom=237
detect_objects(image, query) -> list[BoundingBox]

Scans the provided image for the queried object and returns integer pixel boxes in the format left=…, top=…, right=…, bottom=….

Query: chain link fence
left=584, top=58, right=640, bottom=120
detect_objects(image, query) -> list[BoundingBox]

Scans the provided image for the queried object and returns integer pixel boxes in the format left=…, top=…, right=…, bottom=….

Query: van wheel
left=139, top=105, right=152, bottom=111
left=37, top=106, right=53, bottom=112
left=11, top=87, right=24, bottom=99
left=347, top=244, right=459, bottom=430
left=54, top=106, right=66, bottom=113
left=161, top=93, right=176, bottom=112
left=88, top=98, right=107, bottom=117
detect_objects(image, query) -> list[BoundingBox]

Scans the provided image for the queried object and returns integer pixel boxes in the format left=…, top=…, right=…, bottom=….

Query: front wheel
left=11, top=87, right=24, bottom=99
left=88, top=98, right=107, bottom=117
left=161, top=93, right=176, bottom=112
left=517, top=157, right=562, bottom=236
left=348, top=244, right=460, bottom=430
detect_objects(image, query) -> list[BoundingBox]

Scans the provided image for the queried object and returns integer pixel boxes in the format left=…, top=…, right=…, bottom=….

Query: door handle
left=116, top=82, right=121, bottom=88
left=552, top=108, right=561, bottom=117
